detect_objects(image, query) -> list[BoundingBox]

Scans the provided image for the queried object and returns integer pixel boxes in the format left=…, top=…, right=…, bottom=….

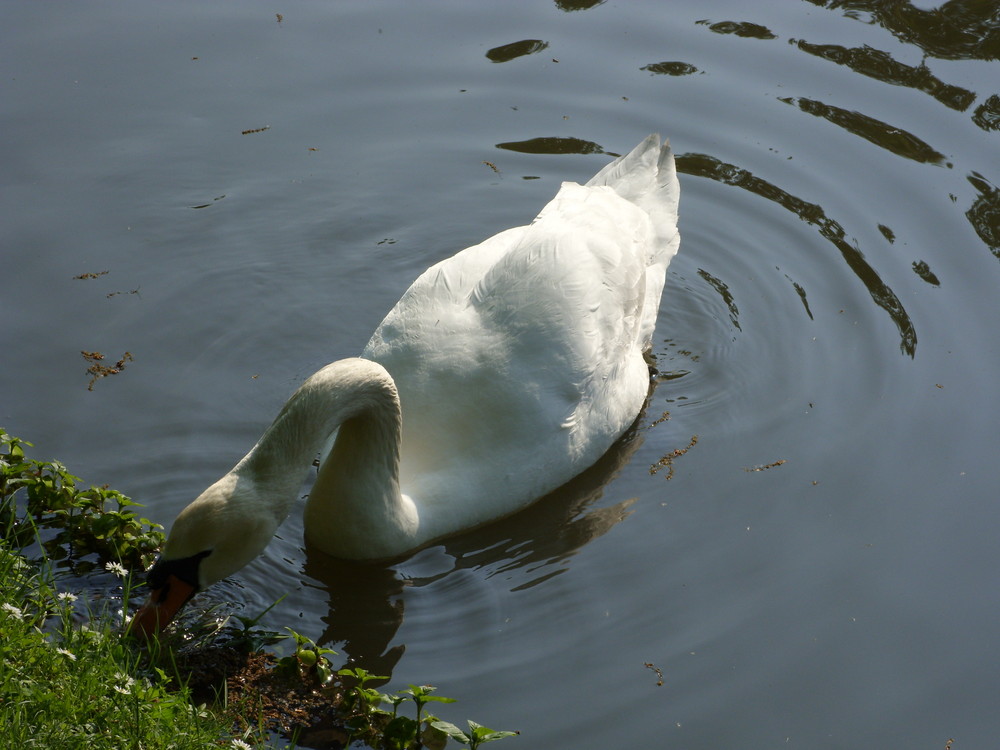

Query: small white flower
left=1, top=602, right=24, bottom=618
left=105, top=561, right=128, bottom=578
left=231, top=739, right=253, bottom=750
left=56, top=647, right=77, bottom=661
left=57, top=592, right=78, bottom=604
left=112, top=673, right=136, bottom=694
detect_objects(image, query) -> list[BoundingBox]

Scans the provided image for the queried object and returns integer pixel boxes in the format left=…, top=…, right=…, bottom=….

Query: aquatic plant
left=430, top=720, right=520, bottom=749
left=0, top=428, right=164, bottom=572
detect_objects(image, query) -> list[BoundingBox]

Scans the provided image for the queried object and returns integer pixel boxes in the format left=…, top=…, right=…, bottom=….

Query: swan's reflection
left=300, top=555, right=407, bottom=679
left=299, top=408, right=649, bottom=678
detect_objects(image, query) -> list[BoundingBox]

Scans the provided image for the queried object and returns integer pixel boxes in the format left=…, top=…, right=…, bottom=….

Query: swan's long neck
left=232, top=357, right=415, bottom=557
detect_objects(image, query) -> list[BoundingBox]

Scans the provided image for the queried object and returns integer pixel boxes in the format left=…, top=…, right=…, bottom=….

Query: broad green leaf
left=429, top=719, right=470, bottom=743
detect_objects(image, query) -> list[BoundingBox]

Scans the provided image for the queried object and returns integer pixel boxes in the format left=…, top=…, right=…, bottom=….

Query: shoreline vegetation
left=0, top=429, right=517, bottom=749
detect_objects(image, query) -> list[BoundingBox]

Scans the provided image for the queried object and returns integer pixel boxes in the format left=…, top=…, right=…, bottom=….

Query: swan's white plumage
left=157, top=134, right=679, bottom=584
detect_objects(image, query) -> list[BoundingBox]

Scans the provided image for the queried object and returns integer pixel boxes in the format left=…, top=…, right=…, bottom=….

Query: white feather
left=161, top=134, right=680, bottom=577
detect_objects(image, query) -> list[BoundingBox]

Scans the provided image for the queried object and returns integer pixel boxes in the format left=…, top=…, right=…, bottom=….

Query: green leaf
left=432, top=720, right=519, bottom=749
left=423, top=694, right=457, bottom=704
left=405, top=683, right=455, bottom=703
left=430, top=719, right=470, bottom=744
left=421, top=720, right=451, bottom=750
left=338, top=666, right=388, bottom=686
left=90, top=512, right=124, bottom=537
left=383, top=715, right=419, bottom=749
left=471, top=723, right=519, bottom=744
left=315, top=660, right=334, bottom=686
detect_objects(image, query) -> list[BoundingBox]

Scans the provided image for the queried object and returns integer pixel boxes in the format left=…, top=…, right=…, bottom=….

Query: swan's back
left=363, top=135, right=679, bottom=537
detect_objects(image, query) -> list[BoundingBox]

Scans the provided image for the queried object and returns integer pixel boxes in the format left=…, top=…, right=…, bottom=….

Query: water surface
left=3, top=2, right=999, bottom=747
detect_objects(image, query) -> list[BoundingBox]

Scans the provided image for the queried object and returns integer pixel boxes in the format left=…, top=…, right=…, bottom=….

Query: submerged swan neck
left=236, top=358, right=403, bottom=521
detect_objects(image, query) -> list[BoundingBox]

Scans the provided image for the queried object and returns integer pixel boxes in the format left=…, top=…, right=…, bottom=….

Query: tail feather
left=586, top=134, right=680, bottom=349
left=585, top=134, right=676, bottom=202
left=585, top=134, right=679, bottom=257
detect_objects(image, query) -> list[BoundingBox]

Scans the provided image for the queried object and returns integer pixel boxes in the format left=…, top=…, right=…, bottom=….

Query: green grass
left=0, top=428, right=277, bottom=748
left=0, top=542, right=266, bottom=749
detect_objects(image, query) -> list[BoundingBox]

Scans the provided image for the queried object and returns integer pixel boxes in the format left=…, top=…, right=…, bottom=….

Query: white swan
left=130, top=134, right=680, bottom=636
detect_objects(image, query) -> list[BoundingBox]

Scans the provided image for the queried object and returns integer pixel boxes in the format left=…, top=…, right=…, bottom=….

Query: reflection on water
left=485, top=39, right=549, bottom=64
left=966, top=172, right=1000, bottom=261
left=494, top=136, right=606, bottom=155
left=911, top=260, right=941, bottom=287
left=786, top=274, right=815, bottom=319
left=553, top=0, right=605, bottom=11
left=806, top=0, right=1000, bottom=61
left=677, top=153, right=919, bottom=356
left=801, top=1, right=1000, bottom=133
left=652, top=3, right=1000, bottom=276
left=792, top=39, right=976, bottom=112
left=430, top=424, right=642, bottom=591
left=972, top=94, right=1000, bottom=131
left=696, top=0, right=1000, bottom=135
left=297, top=410, right=649, bottom=676
left=641, top=61, right=700, bottom=77
left=779, top=96, right=947, bottom=165
left=697, top=19, right=778, bottom=40
left=696, top=269, right=741, bottom=333
left=301, top=555, right=406, bottom=680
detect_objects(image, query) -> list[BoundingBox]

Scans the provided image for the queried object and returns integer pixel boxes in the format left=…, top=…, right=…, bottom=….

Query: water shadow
left=697, top=269, right=741, bottom=332
left=966, top=172, right=1000, bottom=262
left=800, top=1, right=1000, bottom=132
left=778, top=95, right=948, bottom=165
left=553, top=0, right=605, bottom=11
left=697, top=19, right=778, bottom=40
left=791, top=39, right=976, bottom=112
left=485, top=39, right=549, bottom=64
left=676, top=152, right=917, bottom=356
left=495, top=137, right=606, bottom=155
left=695, top=7, right=998, bottom=132
left=803, top=0, right=1000, bottom=62
left=299, top=400, right=652, bottom=676
left=641, top=61, right=700, bottom=76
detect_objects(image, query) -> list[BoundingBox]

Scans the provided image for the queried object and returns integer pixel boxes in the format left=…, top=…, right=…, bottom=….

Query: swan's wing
left=363, top=136, right=678, bottom=528
left=364, top=190, right=650, bottom=505
left=469, top=182, right=653, bottom=416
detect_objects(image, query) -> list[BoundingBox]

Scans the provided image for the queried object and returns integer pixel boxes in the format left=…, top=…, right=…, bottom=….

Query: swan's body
left=131, top=134, right=680, bottom=635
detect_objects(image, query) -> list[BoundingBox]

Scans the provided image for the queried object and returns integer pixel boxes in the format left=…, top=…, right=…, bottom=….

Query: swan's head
left=128, top=474, right=277, bottom=639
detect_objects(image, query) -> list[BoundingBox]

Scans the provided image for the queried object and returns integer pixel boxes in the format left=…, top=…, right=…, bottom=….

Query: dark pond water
left=3, top=1, right=1000, bottom=747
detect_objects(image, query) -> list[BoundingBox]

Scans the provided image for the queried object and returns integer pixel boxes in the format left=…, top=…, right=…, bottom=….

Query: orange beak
left=126, top=573, right=196, bottom=639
